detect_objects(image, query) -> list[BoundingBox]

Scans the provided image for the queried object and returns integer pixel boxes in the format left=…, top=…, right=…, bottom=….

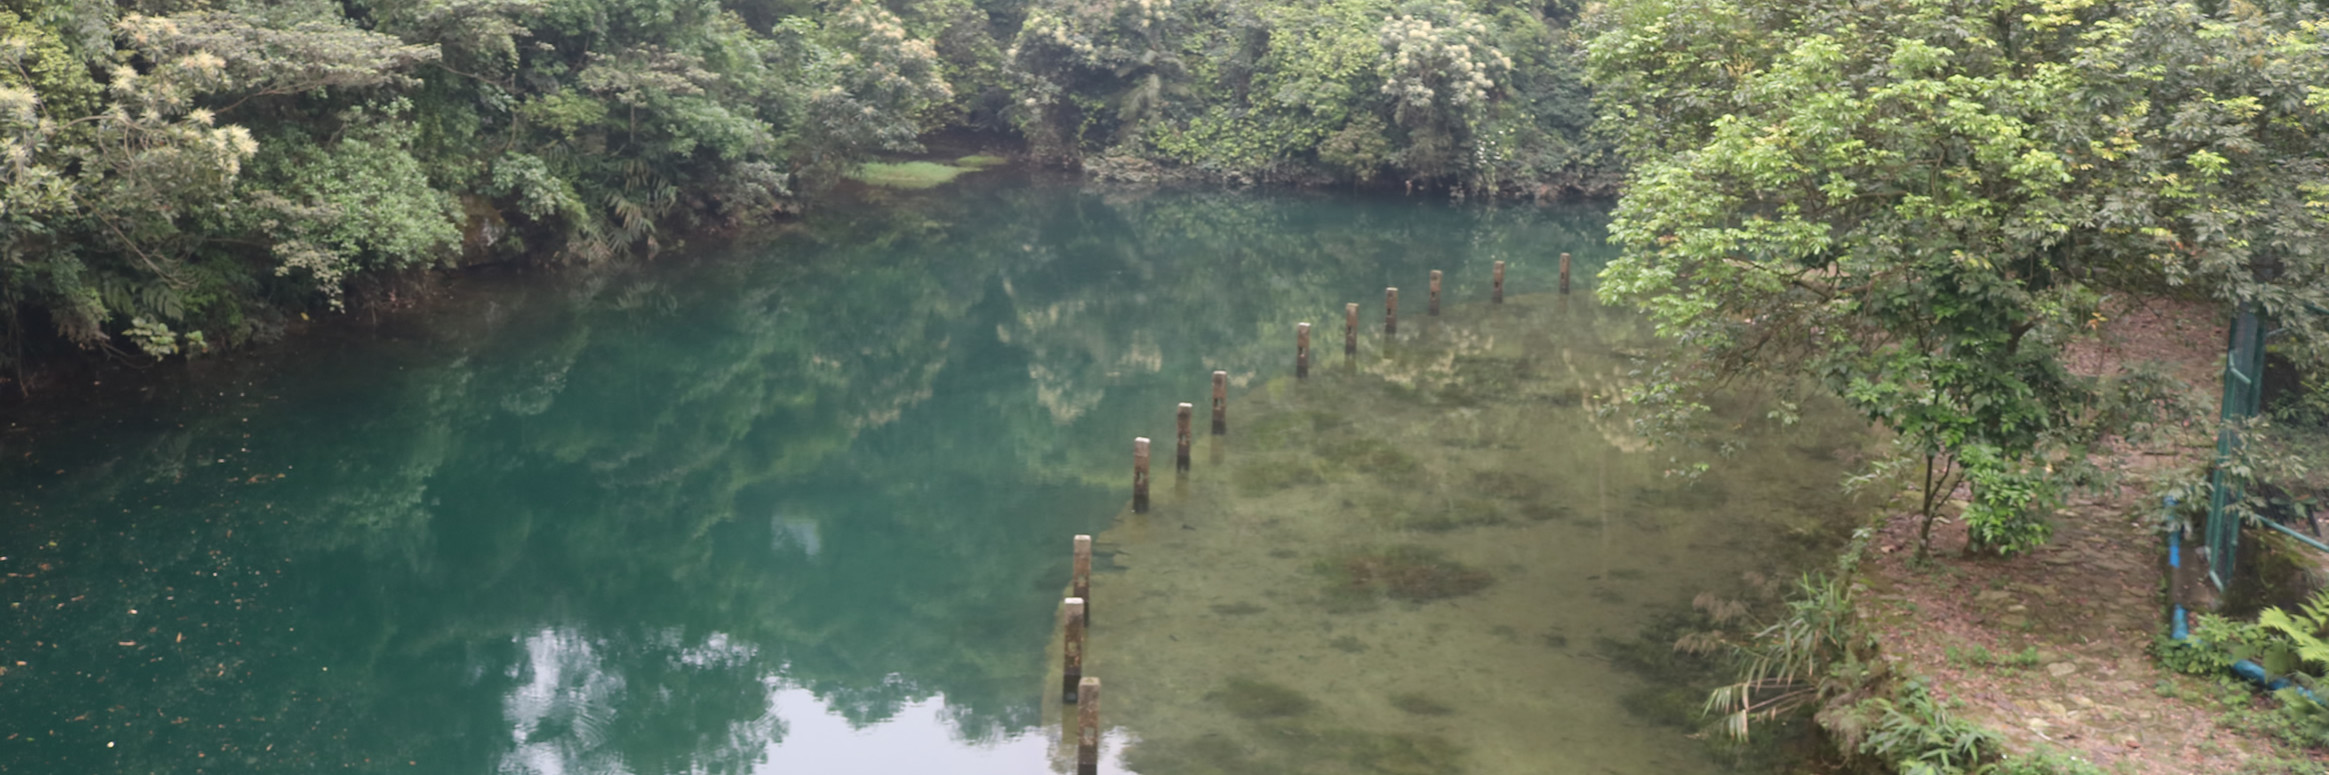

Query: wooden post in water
left=1296, top=323, right=1310, bottom=379
left=1344, top=303, right=1358, bottom=357
left=1062, top=597, right=1086, bottom=703
left=1076, top=677, right=1101, bottom=775
left=1132, top=438, right=1150, bottom=513
left=1384, top=288, right=1399, bottom=335
left=1211, top=371, right=1228, bottom=435
left=1493, top=261, right=1506, bottom=303
left=1175, top=403, right=1193, bottom=472
left=1429, top=270, right=1442, bottom=316
left=1559, top=252, right=1572, bottom=294
left=1072, top=535, right=1092, bottom=624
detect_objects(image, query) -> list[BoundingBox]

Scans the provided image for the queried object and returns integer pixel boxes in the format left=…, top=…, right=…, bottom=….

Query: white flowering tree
left=1, top=11, right=436, bottom=357
left=1004, top=0, right=1188, bottom=162
left=1376, top=0, right=1509, bottom=183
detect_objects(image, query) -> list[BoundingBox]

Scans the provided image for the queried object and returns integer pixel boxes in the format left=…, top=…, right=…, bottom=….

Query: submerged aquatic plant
left=1211, top=677, right=1317, bottom=719
left=1318, top=544, right=1493, bottom=605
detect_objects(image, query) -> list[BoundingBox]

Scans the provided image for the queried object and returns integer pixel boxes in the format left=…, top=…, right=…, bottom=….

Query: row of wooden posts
left=1055, top=252, right=1571, bottom=775
left=1127, top=253, right=1572, bottom=514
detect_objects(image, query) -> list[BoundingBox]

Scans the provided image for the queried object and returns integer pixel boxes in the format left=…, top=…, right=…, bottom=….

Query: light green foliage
left=1957, top=444, right=2058, bottom=557
left=246, top=114, right=464, bottom=309
left=1836, top=680, right=2000, bottom=775
left=1586, top=0, right=2329, bottom=556
left=849, top=160, right=974, bottom=189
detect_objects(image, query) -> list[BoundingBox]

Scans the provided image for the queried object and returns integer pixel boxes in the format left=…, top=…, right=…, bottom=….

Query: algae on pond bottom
left=1056, top=293, right=1873, bottom=775
left=1318, top=545, right=1495, bottom=604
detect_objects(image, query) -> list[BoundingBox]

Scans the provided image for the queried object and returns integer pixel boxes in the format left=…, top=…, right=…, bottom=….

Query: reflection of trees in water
left=498, top=628, right=777, bottom=775
left=0, top=183, right=1612, bottom=773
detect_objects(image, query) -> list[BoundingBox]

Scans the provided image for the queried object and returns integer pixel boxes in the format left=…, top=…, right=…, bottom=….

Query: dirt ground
left=1856, top=298, right=2329, bottom=773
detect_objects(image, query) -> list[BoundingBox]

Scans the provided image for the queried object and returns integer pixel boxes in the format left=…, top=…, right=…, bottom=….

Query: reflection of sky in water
left=504, top=629, right=627, bottom=775
left=499, top=628, right=1115, bottom=774
left=758, top=689, right=1123, bottom=775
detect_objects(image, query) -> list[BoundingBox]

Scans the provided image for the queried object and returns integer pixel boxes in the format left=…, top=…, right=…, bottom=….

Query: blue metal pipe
left=2167, top=498, right=2324, bottom=703
left=2169, top=519, right=2190, bottom=641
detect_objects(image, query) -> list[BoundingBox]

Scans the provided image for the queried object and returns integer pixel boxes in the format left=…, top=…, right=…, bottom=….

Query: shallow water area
left=0, top=176, right=1862, bottom=774
left=1067, top=291, right=1868, bottom=775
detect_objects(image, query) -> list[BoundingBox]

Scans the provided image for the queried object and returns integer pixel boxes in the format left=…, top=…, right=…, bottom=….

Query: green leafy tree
left=0, top=0, right=963, bottom=381
left=0, top=6, right=437, bottom=365
left=1587, top=0, right=2329, bottom=556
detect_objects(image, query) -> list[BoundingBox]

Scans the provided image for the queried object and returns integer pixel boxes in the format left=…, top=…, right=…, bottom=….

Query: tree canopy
left=1586, top=0, right=2329, bottom=554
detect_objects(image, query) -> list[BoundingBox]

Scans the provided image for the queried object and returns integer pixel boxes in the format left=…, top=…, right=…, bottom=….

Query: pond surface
left=0, top=176, right=1865, bottom=774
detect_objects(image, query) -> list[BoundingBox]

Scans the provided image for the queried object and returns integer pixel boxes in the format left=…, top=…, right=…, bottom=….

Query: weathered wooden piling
left=1175, top=403, right=1193, bottom=472
left=1296, top=322, right=1310, bottom=378
left=1211, top=371, right=1228, bottom=435
left=1493, top=261, right=1506, bottom=303
left=1344, top=303, right=1358, bottom=356
left=1429, top=270, right=1442, bottom=316
left=1132, top=438, right=1150, bottom=513
left=1062, top=597, right=1086, bottom=704
left=1076, top=677, right=1101, bottom=775
left=1072, top=534, right=1092, bottom=624
left=1560, top=252, right=1572, bottom=294
left=1385, top=287, right=1399, bottom=335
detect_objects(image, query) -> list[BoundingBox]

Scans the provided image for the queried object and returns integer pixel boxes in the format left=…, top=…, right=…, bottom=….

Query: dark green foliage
left=0, top=0, right=949, bottom=378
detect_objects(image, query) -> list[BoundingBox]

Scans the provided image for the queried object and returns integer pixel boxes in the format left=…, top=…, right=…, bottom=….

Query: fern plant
left=2255, top=594, right=2329, bottom=676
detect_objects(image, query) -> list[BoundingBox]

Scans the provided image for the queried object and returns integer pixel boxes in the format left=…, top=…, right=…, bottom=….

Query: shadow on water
left=0, top=176, right=1857, bottom=774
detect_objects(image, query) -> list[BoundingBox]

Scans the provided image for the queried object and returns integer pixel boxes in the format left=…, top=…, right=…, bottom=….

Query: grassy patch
left=954, top=154, right=1008, bottom=168
left=1945, top=643, right=2042, bottom=670
left=851, top=161, right=975, bottom=189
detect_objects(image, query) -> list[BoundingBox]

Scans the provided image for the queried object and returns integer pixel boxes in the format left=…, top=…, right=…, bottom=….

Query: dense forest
left=0, top=0, right=2323, bottom=408
left=0, top=0, right=1603, bottom=378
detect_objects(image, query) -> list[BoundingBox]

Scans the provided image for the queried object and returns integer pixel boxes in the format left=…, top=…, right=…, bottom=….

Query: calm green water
left=0, top=176, right=1857, bottom=774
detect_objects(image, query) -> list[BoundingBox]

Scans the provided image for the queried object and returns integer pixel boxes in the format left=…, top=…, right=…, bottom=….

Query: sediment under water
left=1049, top=289, right=1869, bottom=775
